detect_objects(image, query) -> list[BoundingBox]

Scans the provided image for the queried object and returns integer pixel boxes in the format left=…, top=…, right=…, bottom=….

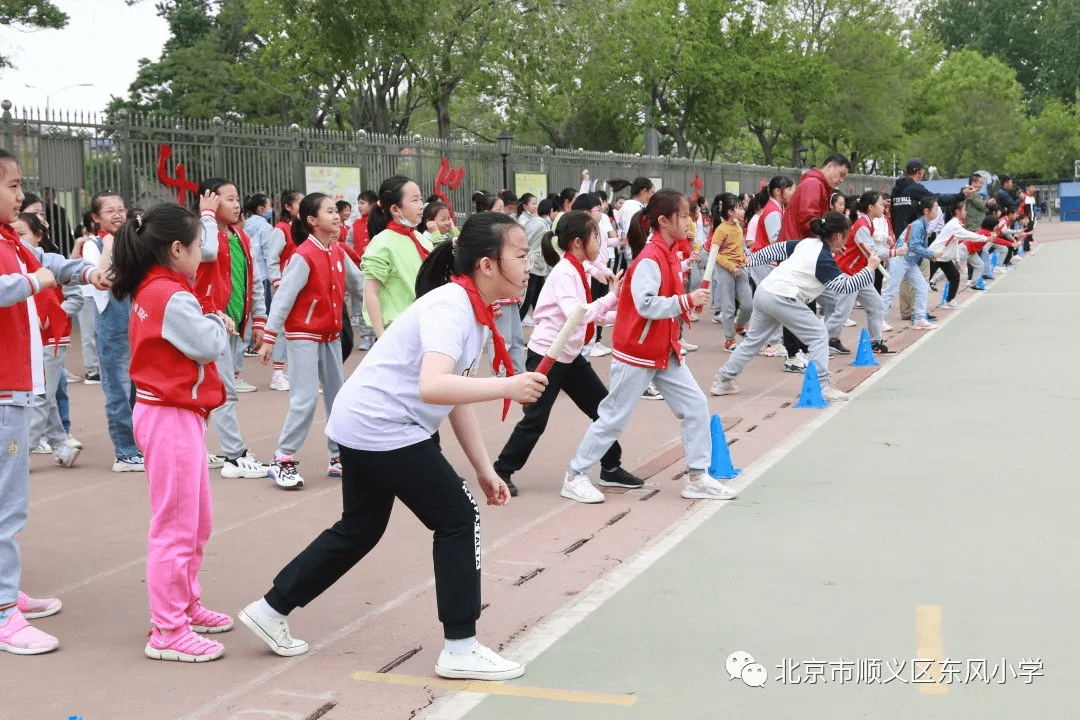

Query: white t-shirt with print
left=326, top=282, right=483, bottom=452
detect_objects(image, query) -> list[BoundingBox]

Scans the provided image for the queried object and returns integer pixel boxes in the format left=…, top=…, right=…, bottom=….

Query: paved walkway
left=6, top=227, right=1074, bottom=720
left=428, top=236, right=1077, bottom=720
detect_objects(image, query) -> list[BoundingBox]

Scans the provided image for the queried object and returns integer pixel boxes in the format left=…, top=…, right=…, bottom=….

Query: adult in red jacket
left=775, top=153, right=849, bottom=367
left=778, top=154, right=850, bottom=242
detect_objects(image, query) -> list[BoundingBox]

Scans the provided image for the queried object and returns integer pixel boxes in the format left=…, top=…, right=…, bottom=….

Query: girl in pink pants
left=110, top=201, right=233, bottom=662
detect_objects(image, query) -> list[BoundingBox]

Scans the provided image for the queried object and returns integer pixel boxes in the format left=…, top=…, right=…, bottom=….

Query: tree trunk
left=435, top=87, right=452, bottom=140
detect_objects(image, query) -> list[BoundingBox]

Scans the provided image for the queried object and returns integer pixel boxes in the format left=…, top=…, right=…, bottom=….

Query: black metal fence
left=2, top=99, right=898, bottom=254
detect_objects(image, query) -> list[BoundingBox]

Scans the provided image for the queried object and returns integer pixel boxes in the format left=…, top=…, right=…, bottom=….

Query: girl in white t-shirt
left=240, top=212, right=547, bottom=683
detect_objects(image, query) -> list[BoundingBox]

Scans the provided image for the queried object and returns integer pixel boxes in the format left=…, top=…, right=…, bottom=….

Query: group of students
left=0, top=150, right=1035, bottom=685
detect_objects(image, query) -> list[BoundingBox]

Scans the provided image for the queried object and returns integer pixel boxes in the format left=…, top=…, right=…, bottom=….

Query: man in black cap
left=889, top=158, right=973, bottom=237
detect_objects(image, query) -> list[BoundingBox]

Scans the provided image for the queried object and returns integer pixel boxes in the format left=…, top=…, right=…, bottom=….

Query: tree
left=0, top=0, right=68, bottom=71
left=1008, top=98, right=1080, bottom=179
left=905, top=50, right=1025, bottom=177
left=1036, top=0, right=1080, bottom=102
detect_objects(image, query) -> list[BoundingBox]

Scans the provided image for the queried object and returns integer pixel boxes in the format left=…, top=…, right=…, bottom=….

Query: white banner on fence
left=305, top=165, right=362, bottom=203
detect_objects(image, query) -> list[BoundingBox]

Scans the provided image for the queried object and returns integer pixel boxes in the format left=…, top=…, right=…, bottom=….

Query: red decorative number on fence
left=434, top=157, right=465, bottom=216
left=156, top=144, right=199, bottom=205
left=689, top=172, right=704, bottom=202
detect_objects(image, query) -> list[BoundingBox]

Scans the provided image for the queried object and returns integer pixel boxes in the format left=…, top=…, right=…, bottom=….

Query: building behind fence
left=2, top=99, right=902, bottom=255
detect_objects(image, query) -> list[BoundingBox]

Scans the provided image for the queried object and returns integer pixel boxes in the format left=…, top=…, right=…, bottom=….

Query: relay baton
left=858, top=242, right=889, bottom=282
left=535, top=304, right=588, bottom=376
left=693, top=243, right=720, bottom=314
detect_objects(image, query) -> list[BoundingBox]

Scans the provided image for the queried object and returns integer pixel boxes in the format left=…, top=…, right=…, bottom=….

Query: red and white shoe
left=17, top=591, right=61, bottom=619
left=189, top=602, right=234, bottom=634
left=145, top=627, right=224, bottom=662
left=0, top=610, right=59, bottom=655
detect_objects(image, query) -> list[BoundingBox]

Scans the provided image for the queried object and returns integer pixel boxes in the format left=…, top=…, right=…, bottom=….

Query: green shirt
left=225, top=233, right=247, bottom=327
left=360, top=228, right=433, bottom=327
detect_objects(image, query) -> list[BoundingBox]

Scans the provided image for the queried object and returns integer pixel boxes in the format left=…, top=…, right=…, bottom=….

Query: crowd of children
left=0, top=149, right=1039, bottom=680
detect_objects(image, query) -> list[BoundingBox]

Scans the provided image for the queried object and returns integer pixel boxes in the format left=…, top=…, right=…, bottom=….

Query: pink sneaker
left=0, top=610, right=59, bottom=655
left=144, top=627, right=224, bottom=662
left=17, top=591, right=62, bottom=619
left=189, top=602, right=233, bottom=634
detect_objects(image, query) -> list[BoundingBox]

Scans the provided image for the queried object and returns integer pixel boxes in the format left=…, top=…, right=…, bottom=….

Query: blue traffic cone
left=850, top=328, right=879, bottom=367
left=975, top=276, right=986, bottom=290
left=940, top=280, right=949, bottom=307
left=707, top=414, right=741, bottom=479
left=794, top=361, right=829, bottom=408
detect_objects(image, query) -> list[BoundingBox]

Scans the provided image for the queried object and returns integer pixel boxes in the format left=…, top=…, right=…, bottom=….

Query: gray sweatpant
left=570, top=357, right=710, bottom=476
left=494, top=301, right=525, bottom=375
left=713, top=267, right=752, bottom=340
left=29, top=347, right=68, bottom=450
left=0, top=404, right=30, bottom=607
left=719, top=289, right=830, bottom=389
left=818, top=286, right=884, bottom=344
left=78, top=301, right=99, bottom=376
left=748, top=265, right=783, bottom=345
left=276, top=339, right=343, bottom=458
left=210, top=335, right=248, bottom=459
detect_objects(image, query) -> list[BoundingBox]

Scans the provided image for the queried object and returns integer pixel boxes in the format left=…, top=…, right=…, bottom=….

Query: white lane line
left=178, top=502, right=572, bottom=720
left=30, top=480, right=113, bottom=509
left=421, top=286, right=987, bottom=720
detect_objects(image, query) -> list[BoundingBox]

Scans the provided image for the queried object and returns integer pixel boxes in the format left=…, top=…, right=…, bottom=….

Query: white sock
left=258, top=597, right=287, bottom=621
left=444, top=637, right=476, bottom=655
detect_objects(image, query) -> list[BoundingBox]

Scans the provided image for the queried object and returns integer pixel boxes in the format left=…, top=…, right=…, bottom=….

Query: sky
left=0, top=0, right=171, bottom=115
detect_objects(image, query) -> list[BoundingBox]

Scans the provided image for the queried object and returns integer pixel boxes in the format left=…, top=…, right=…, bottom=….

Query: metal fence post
left=117, top=110, right=134, bottom=203
left=1, top=100, right=13, bottom=154
left=290, top=124, right=304, bottom=189
left=212, top=116, right=224, bottom=177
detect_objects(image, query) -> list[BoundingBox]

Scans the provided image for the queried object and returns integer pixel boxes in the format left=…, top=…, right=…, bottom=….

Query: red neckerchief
left=388, top=220, right=430, bottom=261
left=562, top=252, right=595, bottom=345
left=648, top=232, right=691, bottom=324
left=450, top=274, right=515, bottom=420
left=0, top=224, right=69, bottom=353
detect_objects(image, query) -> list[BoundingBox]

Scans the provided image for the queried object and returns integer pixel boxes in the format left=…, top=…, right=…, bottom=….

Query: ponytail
left=626, top=209, right=648, bottom=259
left=540, top=230, right=560, bottom=268
left=808, top=211, right=851, bottom=241
left=110, top=203, right=200, bottom=301
left=370, top=175, right=413, bottom=238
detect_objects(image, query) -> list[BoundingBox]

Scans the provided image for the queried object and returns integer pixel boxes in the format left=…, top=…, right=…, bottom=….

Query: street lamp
left=497, top=131, right=514, bottom=191
left=25, top=83, right=94, bottom=112
left=796, top=143, right=809, bottom=168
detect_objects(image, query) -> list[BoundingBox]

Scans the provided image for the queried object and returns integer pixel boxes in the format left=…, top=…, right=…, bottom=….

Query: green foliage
left=0, top=0, right=68, bottom=70
left=905, top=50, right=1025, bottom=177
left=1008, top=99, right=1080, bottom=179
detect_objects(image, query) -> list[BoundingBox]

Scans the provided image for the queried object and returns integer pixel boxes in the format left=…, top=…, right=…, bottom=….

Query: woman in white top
left=240, top=212, right=547, bottom=683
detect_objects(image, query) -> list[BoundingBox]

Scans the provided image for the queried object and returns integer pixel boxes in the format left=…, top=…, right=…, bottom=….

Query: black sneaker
left=871, top=342, right=896, bottom=355
left=828, top=338, right=851, bottom=355
left=84, top=372, right=101, bottom=385
left=598, top=466, right=645, bottom=488
left=496, top=468, right=518, bottom=497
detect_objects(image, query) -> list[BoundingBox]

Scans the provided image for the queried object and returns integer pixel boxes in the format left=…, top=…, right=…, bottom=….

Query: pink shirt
left=527, top=256, right=618, bottom=363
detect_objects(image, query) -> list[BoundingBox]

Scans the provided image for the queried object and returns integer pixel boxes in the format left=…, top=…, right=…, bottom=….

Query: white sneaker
left=435, top=641, right=525, bottom=681
left=66, top=435, right=82, bottom=449
left=234, top=378, right=257, bottom=393
left=912, top=319, right=937, bottom=330
left=207, top=452, right=225, bottom=469
left=642, top=383, right=664, bottom=400
left=881, top=321, right=893, bottom=332
left=31, top=441, right=52, bottom=455
left=270, top=370, right=290, bottom=392
left=65, top=370, right=81, bottom=383
left=589, top=343, right=612, bottom=358
left=238, top=601, right=308, bottom=657
left=270, top=455, right=305, bottom=490
left=681, top=341, right=699, bottom=352
left=941, top=301, right=959, bottom=310
left=821, top=385, right=850, bottom=402
left=53, top=445, right=80, bottom=468
left=112, top=454, right=145, bottom=472
left=682, top=475, right=739, bottom=500
left=521, top=314, right=535, bottom=327
left=560, top=472, right=604, bottom=503
left=710, top=378, right=739, bottom=396
left=221, top=453, right=270, bottom=479
left=843, top=318, right=857, bottom=327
